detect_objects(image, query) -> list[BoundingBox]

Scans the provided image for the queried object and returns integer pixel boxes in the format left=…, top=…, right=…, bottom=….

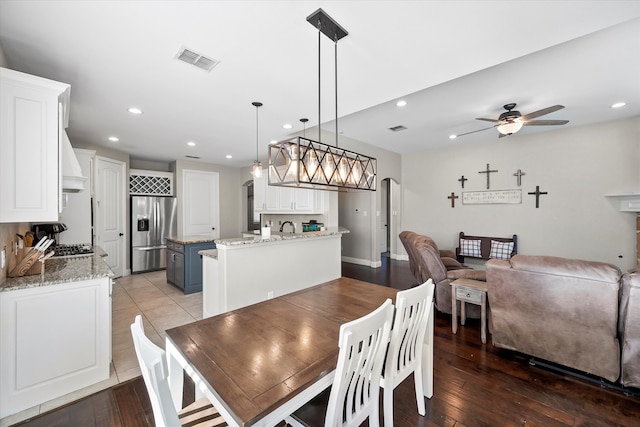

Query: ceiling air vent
left=388, top=125, right=408, bottom=132
left=185, top=155, right=201, bottom=159
left=175, top=47, right=220, bottom=72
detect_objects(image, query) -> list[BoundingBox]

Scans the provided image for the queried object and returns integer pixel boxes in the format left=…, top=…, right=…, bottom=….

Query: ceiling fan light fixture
left=497, top=120, right=524, bottom=135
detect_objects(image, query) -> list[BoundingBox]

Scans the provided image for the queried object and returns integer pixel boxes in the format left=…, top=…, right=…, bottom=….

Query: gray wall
left=401, top=116, right=640, bottom=271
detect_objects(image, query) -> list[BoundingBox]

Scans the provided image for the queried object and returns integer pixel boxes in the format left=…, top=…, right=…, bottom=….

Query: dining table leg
left=422, top=302, right=434, bottom=398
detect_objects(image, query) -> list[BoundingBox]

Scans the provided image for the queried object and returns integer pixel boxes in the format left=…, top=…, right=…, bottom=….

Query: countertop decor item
left=268, top=8, right=376, bottom=192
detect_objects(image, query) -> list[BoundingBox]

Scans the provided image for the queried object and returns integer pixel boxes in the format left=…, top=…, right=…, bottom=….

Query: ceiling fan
left=456, top=103, right=569, bottom=138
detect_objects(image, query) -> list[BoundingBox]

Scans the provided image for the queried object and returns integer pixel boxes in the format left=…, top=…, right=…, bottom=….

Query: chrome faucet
left=280, top=221, right=295, bottom=233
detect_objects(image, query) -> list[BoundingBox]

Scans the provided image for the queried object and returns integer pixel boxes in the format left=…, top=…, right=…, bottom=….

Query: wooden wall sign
left=462, top=190, right=522, bottom=205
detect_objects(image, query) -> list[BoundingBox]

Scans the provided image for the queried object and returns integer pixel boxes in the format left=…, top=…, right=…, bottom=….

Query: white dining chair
left=130, top=315, right=228, bottom=427
left=327, top=298, right=394, bottom=427
left=380, top=279, right=435, bottom=426
left=287, top=298, right=394, bottom=427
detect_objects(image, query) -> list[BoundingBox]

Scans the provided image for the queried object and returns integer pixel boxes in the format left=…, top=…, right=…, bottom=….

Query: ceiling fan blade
left=498, top=132, right=510, bottom=139
left=455, top=125, right=497, bottom=137
left=476, top=117, right=500, bottom=123
left=521, top=105, right=564, bottom=121
left=523, top=119, right=569, bottom=126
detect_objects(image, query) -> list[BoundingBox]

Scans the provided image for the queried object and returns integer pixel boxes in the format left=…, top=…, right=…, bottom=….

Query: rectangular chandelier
left=268, top=137, right=377, bottom=191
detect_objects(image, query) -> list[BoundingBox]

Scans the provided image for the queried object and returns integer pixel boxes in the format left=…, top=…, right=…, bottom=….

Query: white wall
left=401, top=117, right=640, bottom=271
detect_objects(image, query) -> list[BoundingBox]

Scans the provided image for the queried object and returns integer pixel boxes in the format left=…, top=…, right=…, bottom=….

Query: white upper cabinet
left=253, top=169, right=324, bottom=214
left=0, top=68, right=70, bottom=222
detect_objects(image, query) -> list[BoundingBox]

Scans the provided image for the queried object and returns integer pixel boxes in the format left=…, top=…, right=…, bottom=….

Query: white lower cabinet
left=0, top=277, right=111, bottom=418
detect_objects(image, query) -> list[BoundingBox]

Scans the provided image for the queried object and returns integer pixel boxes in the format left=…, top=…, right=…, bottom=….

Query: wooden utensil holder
left=8, top=248, right=45, bottom=277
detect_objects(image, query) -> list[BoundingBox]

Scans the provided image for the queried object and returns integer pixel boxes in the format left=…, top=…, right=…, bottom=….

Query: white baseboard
left=342, top=256, right=381, bottom=268
left=392, top=254, right=409, bottom=261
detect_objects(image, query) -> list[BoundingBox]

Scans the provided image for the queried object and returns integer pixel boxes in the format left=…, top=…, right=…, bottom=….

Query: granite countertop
left=167, top=234, right=217, bottom=245
left=1, top=251, right=114, bottom=292
left=199, top=248, right=218, bottom=259
left=214, top=227, right=350, bottom=248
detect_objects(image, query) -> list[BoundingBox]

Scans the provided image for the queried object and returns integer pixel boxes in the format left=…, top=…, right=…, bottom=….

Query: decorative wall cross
left=478, top=163, right=498, bottom=189
left=458, top=175, right=468, bottom=188
left=447, top=192, right=459, bottom=208
left=513, top=169, right=526, bottom=187
left=528, top=185, right=548, bottom=208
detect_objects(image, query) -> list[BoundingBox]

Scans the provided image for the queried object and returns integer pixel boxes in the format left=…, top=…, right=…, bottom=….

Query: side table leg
left=451, top=285, right=458, bottom=334
left=460, top=300, right=466, bottom=326
left=481, top=292, right=487, bottom=344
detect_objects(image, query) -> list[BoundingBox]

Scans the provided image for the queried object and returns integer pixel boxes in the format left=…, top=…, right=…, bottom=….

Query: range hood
left=62, top=130, right=87, bottom=193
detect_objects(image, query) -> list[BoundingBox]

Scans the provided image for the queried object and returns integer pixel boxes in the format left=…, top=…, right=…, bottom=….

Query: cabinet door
left=265, top=181, right=280, bottom=211
left=182, top=170, right=220, bottom=237
left=184, top=243, right=214, bottom=294
left=0, top=69, right=69, bottom=222
left=293, top=188, right=314, bottom=212
left=166, top=249, right=176, bottom=284
left=174, top=252, right=185, bottom=290
left=278, top=187, right=294, bottom=211
left=253, top=171, right=266, bottom=213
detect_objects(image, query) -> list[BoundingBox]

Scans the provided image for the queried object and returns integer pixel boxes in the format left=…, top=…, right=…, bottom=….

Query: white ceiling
left=1, top=1, right=639, bottom=167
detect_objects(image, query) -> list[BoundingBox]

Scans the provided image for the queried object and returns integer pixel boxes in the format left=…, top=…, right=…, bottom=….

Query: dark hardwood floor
left=14, top=257, right=640, bottom=426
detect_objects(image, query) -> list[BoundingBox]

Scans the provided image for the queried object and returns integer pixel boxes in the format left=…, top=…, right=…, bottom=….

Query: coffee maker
left=31, top=223, right=67, bottom=246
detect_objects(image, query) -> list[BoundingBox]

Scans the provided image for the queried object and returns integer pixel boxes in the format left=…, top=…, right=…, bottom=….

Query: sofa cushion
left=459, top=239, right=481, bottom=258
left=490, top=240, right=514, bottom=260
left=509, top=254, right=621, bottom=283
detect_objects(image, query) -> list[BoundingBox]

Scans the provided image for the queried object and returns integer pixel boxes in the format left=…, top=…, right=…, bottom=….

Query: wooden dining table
left=165, top=277, right=434, bottom=427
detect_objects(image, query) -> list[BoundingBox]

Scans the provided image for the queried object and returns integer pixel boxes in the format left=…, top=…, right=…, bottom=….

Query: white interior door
left=95, top=156, right=126, bottom=277
left=183, top=169, right=220, bottom=237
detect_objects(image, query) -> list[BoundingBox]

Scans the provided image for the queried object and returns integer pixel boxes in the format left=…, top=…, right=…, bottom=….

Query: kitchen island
left=0, top=252, right=113, bottom=419
left=166, top=235, right=215, bottom=294
left=200, top=227, right=348, bottom=318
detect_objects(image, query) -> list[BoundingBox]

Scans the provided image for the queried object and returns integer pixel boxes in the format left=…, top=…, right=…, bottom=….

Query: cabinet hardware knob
left=119, top=233, right=124, bottom=236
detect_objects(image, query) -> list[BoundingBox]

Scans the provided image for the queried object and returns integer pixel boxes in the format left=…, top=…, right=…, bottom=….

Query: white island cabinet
left=0, top=255, right=113, bottom=419
left=201, top=228, right=348, bottom=317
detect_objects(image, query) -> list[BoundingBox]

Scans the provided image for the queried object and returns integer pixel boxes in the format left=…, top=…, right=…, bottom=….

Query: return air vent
left=389, top=125, right=407, bottom=132
left=175, top=47, right=220, bottom=72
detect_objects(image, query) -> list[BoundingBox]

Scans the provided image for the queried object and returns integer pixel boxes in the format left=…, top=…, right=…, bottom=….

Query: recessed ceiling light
left=270, top=140, right=278, bottom=144
left=225, top=155, right=232, bottom=159
left=127, top=107, right=143, bottom=115
left=108, top=136, right=119, bottom=142
left=611, top=102, right=627, bottom=109
left=187, top=141, right=196, bottom=147
left=283, top=124, right=293, bottom=129
left=449, top=134, right=457, bottom=140
left=396, top=100, right=407, bottom=107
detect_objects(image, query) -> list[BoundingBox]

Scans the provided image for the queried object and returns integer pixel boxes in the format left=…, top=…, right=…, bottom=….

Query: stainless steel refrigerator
left=131, top=196, right=177, bottom=273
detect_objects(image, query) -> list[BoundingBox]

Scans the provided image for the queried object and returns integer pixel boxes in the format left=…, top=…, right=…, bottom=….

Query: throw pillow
left=459, top=239, right=481, bottom=257
left=490, top=240, right=514, bottom=260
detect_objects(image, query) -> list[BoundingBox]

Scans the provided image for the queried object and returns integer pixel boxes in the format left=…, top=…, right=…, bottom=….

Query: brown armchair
left=400, top=231, right=486, bottom=317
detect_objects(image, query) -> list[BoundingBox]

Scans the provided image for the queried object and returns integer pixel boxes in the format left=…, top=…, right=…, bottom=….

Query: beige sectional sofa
left=487, top=255, right=639, bottom=386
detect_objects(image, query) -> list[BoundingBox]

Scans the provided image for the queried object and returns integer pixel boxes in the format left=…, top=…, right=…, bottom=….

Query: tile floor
left=1, top=270, right=202, bottom=427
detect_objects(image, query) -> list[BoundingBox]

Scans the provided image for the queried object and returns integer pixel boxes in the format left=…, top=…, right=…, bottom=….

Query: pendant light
left=268, top=8, right=376, bottom=191
left=252, top=101, right=262, bottom=178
